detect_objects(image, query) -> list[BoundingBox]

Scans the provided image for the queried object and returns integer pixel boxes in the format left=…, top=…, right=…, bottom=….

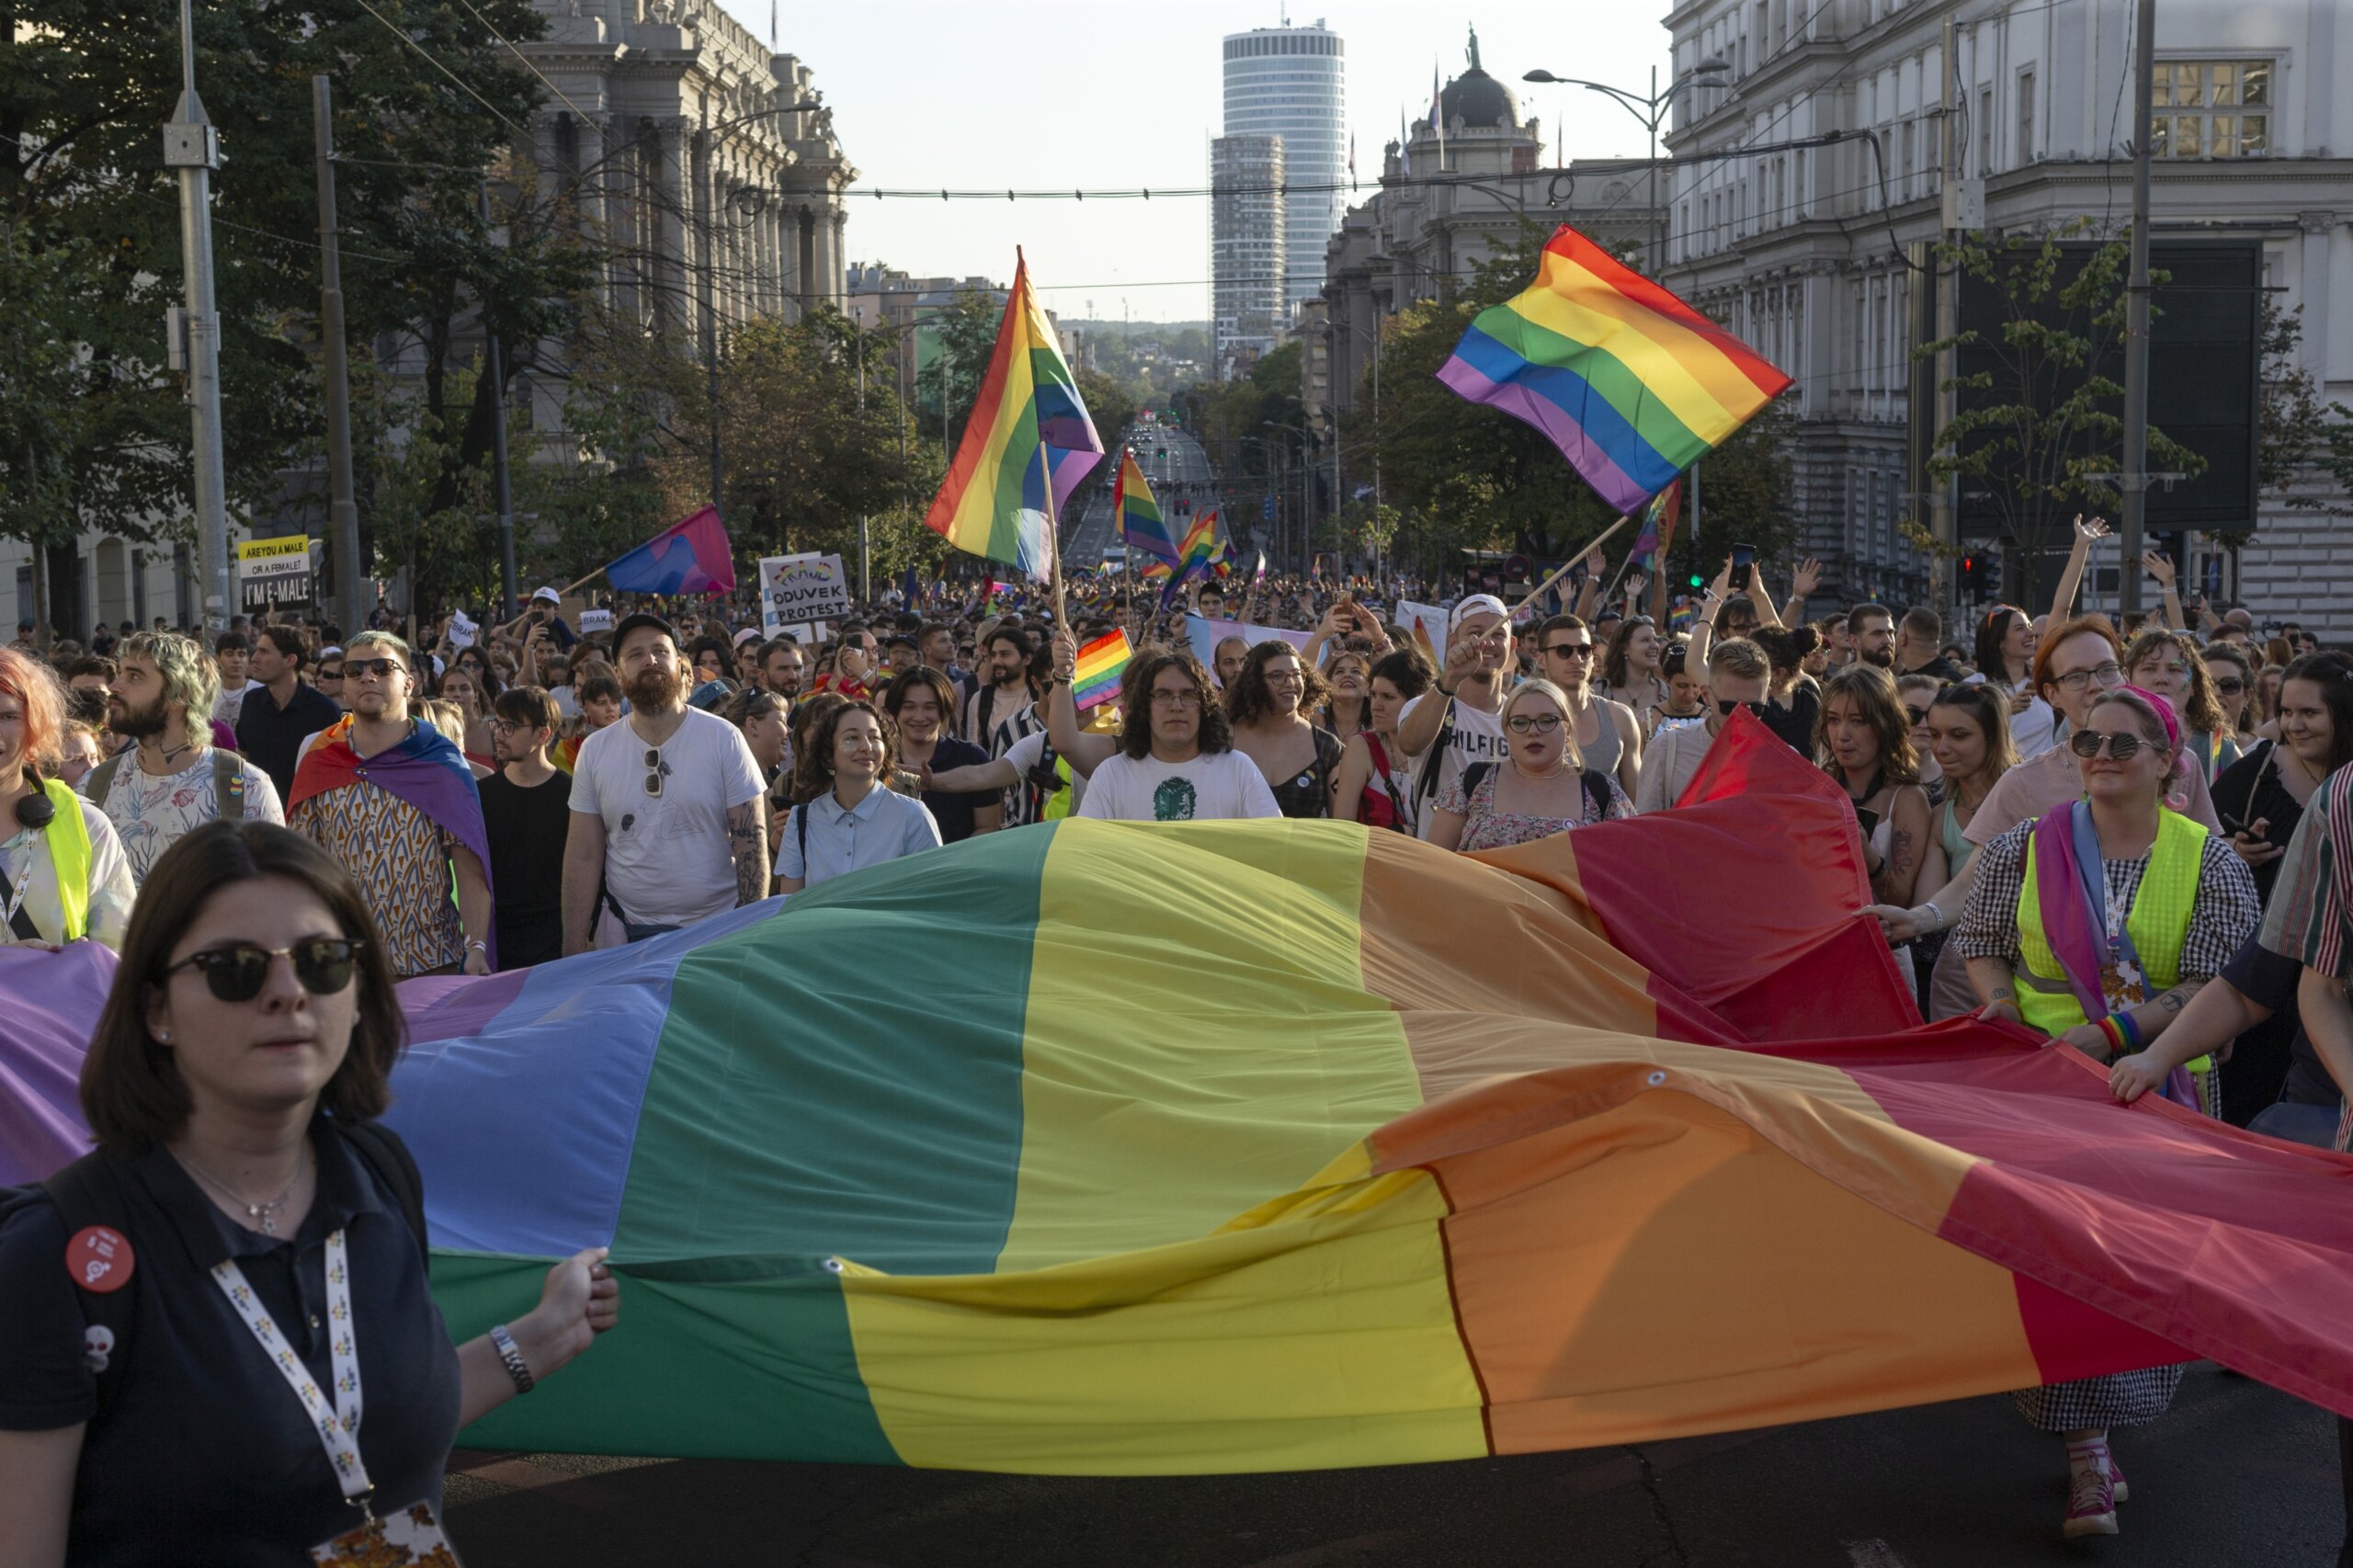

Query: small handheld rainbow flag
left=1113, top=452, right=1179, bottom=565
left=1071, top=630, right=1131, bottom=711
left=1438, top=224, right=1790, bottom=516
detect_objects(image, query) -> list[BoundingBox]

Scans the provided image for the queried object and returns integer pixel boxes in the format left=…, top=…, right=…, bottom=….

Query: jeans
left=2245, top=1100, right=2343, bottom=1150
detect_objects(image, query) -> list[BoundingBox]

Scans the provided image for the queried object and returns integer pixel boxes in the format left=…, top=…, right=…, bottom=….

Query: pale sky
left=726, top=3, right=1675, bottom=321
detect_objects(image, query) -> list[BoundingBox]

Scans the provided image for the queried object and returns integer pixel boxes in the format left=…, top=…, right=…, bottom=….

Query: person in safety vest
left=0, top=646, right=135, bottom=949
left=1952, top=683, right=2261, bottom=1542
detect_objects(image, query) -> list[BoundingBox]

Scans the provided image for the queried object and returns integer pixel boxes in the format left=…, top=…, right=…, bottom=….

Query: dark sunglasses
left=1904, top=706, right=1932, bottom=724
left=1542, top=642, right=1595, bottom=659
left=2069, top=730, right=2146, bottom=762
left=2212, top=677, right=2246, bottom=696
left=163, top=938, right=362, bottom=1003
left=345, top=657, right=403, bottom=679
left=1717, top=698, right=1768, bottom=718
left=317, top=669, right=343, bottom=681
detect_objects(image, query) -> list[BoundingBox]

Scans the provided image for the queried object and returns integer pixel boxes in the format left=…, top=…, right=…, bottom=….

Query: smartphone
left=2217, top=811, right=2245, bottom=838
left=1731, top=542, right=1757, bottom=573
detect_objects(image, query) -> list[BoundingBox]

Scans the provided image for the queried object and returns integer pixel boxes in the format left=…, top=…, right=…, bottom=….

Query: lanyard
left=211, top=1229, right=372, bottom=1511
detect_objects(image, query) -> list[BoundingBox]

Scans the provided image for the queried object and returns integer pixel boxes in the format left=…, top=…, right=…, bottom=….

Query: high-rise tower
left=1219, top=18, right=1345, bottom=321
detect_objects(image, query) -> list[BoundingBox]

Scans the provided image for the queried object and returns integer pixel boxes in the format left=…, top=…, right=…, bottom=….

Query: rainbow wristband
left=2093, top=1014, right=2126, bottom=1054
left=2112, top=1010, right=2143, bottom=1052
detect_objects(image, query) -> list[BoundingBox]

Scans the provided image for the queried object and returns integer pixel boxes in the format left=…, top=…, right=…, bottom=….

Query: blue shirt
left=776, top=783, right=943, bottom=889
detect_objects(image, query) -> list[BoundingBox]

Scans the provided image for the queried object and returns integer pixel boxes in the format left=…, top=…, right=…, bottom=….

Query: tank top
left=1267, top=727, right=1346, bottom=819
left=1937, top=794, right=1976, bottom=879
left=1574, top=699, right=1620, bottom=778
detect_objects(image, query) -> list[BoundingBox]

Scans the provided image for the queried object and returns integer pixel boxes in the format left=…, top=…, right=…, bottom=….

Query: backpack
left=11, top=1120, right=426, bottom=1429
left=85, top=748, right=246, bottom=820
left=1460, top=760, right=1615, bottom=825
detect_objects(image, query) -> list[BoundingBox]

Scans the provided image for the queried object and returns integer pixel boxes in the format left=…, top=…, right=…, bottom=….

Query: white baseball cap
left=1451, top=593, right=1509, bottom=631
left=531, top=585, right=562, bottom=604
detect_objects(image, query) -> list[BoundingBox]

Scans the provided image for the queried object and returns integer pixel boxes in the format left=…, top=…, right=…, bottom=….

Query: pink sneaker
left=2064, top=1443, right=2120, bottom=1539
left=2109, top=1451, right=2129, bottom=1504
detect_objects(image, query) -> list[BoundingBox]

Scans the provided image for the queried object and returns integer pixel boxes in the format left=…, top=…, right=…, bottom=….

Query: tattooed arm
left=1869, top=785, right=1932, bottom=906
left=726, top=801, right=768, bottom=908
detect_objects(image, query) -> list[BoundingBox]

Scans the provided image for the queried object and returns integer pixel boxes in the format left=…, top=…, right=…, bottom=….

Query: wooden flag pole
left=1513, top=513, right=1631, bottom=611
left=1040, top=443, right=1070, bottom=637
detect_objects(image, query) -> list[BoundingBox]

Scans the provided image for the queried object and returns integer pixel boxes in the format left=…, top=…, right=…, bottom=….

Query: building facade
left=1663, top=0, right=2353, bottom=629
left=1314, top=52, right=1662, bottom=432
left=1221, top=20, right=1347, bottom=322
left=1211, top=134, right=1290, bottom=379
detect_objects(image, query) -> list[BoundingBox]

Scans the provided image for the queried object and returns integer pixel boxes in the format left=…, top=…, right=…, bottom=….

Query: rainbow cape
left=9, top=717, right=2353, bottom=1473
left=1112, top=450, right=1177, bottom=564
left=1070, top=630, right=1131, bottom=710
left=923, top=252, right=1103, bottom=579
left=1439, top=224, right=1792, bottom=516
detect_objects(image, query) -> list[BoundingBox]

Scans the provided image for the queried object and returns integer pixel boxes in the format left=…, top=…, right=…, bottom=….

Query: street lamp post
left=1523, top=58, right=1728, bottom=275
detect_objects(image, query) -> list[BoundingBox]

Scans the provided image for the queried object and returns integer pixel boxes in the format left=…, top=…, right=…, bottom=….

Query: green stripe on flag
left=1478, top=304, right=1711, bottom=461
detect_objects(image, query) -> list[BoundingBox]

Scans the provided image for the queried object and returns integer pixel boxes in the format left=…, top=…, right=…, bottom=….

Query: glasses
left=2069, top=730, right=2146, bottom=762
left=1151, top=688, right=1204, bottom=708
left=1904, top=706, right=1932, bottom=724
left=163, top=938, right=363, bottom=1003
left=2212, top=677, right=2246, bottom=696
left=1717, top=698, right=1767, bottom=718
left=1506, top=712, right=1563, bottom=734
left=1542, top=642, right=1595, bottom=660
left=488, top=718, right=540, bottom=737
left=643, top=746, right=666, bottom=798
left=345, top=657, right=402, bottom=680
left=2052, top=661, right=2125, bottom=692
left=317, top=670, right=343, bottom=682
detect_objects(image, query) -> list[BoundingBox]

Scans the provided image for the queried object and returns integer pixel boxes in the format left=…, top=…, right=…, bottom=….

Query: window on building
left=2017, top=68, right=2035, bottom=164
left=1901, top=119, right=1915, bottom=201
left=1978, top=87, right=1993, bottom=175
left=2153, top=61, right=2272, bottom=157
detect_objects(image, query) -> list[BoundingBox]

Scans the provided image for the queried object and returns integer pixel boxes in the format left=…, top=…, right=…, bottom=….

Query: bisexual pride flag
left=603, top=504, right=736, bottom=596
left=1439, top=224, right=1790, bottom=517
left=9, top=720, right=2353, bottom=1472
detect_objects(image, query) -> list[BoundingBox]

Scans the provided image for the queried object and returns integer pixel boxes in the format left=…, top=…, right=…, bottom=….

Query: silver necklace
left=181, top=1147, right=309, bottom=1235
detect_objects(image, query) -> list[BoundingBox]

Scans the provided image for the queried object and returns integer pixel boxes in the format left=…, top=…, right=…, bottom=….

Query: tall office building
left=1211, top=134, right=1288, bottom=378
left=1220, top=19, right=1346, bottom=321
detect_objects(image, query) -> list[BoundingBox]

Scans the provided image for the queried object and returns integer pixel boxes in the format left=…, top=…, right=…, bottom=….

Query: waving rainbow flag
left=1439, top=224, right=1790, bottom=516
left=8, top=719, right=2353, bottom=1471
left=923, top=252, right=1103, bottom=578
left=1070, top=629, right=1131, bottom=710
left=1112, top=451, right=1178, bottom=564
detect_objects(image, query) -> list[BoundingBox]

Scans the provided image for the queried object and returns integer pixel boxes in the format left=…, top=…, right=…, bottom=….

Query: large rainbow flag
left=923, top=252, right=1103, bottom=579
left=1111, top=450, right=1177, bottom=565
left=6, top=718, right=2353, bottom=1474
left=1439, top=224, right=1792, bottom=516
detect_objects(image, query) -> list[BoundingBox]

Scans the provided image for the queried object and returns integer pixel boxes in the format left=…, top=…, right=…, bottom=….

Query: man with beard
left=287, top=631, right=495, bottom=978
left=479, top=685, right=571, bottom=969
left=233, top=623, right=341, bottom=801
left=760, top=637, right=806, bottom=701
left=83, top=632, right=283, bottom=886
left=961, top=625, right=1047, bottom=823
left=562, top=613, right=767, bottom=951
left=1848, top=604, right=1897, bottom=669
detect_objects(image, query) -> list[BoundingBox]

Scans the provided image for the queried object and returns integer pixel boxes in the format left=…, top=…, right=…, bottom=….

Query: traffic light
left=1959, top=553, right=1977, bottom=597
left=1687, top=571, right=1705, bottom=588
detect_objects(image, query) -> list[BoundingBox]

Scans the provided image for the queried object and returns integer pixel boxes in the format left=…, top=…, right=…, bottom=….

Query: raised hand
left=1790, top=558, right=1823, bottom=598
left=2074, top=514, right=2111, bottom=546
left=2141, top=550, right=2177, bottom=589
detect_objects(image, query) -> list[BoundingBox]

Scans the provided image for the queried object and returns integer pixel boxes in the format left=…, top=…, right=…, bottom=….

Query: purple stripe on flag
left=0, top=945, right=113, bottom=1185
left=1436, top=357, right=1652, bottom=516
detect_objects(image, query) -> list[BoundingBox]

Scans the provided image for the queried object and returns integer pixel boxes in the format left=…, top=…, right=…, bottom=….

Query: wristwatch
left=489, top=1322, right=535, bottom=1394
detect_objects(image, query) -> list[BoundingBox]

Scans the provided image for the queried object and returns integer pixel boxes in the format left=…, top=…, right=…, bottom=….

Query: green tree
left=1919, top=225, right=2208, bottom=599
left=913, top=288, right=1004, bottom=454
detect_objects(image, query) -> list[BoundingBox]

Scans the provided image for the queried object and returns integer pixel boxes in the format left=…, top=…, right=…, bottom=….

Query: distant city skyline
left=717, top=3, right=1674, bottom=320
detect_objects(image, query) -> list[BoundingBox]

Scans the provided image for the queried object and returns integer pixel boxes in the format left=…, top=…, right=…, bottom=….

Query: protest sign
left=235, top=536, right=313, bottom=611
left=578, top=608, right=613, bottom=634
left=760, top=553, right=851, bottom=635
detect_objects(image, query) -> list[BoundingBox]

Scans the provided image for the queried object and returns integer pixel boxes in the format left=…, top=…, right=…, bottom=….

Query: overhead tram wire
left=446, top=0, right=598, bottom=125
left=348, top=0, right=532, bottom=137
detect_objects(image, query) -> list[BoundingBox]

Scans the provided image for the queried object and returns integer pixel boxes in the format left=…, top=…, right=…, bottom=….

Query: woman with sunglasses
left=0, top=822, right=618, bottom=1562
left=1428, top=678, right=1631, bottom=853
left=1953, top=688, right=2257, bottom=1537
left=1911, top=684, right=2020, bottom=1019
left=2202, top=643, right=2258, bottom=754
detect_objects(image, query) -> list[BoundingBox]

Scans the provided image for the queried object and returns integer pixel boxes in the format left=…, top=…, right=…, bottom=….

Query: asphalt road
left=1067, top=425, right=1215, bottom=571
left=445, top=1366, right=2344, bottom=1566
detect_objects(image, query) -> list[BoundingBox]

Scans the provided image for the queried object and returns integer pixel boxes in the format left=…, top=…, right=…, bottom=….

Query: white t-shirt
left=90, top=748, right=285, bottom=885
left=1002, top=729, right=1087, bottom=815
left=1074, top=749, right=1280, bottom=823
left=1398, top=693, right=1508, bottom=841
left=569, top=708, right=766, bottom=930
left=550, top=683, right=582, bottom=721
left=213, top=678, right=261, bottom=728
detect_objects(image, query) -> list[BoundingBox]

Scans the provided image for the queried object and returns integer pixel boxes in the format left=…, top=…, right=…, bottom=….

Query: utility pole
left=165, top=0, right=231, bottom=639
left=1930, top=15, right=1961, bottom=615
left=478, top=184, right=519, bottom=622
left=698, top=110, right=724, bottom=517
left=312, top=78, right=369, bottom=637
left=2117, top=0, right=2157, bottom=617
left=856, top=319, right=870, bottom=602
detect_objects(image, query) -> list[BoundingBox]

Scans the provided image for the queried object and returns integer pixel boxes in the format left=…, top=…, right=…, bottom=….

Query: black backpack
left=10, top=1120, right=426, bottom=1428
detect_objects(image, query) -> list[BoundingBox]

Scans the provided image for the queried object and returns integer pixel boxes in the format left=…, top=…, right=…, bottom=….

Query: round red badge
left=66, top=1226, right=134, bottom=1294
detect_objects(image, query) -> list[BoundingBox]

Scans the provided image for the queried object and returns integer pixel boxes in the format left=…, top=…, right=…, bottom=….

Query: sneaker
left=2064, top=1444, right=2120, bottom=1539
left=2109, top=1451, right=2129, bottom=1504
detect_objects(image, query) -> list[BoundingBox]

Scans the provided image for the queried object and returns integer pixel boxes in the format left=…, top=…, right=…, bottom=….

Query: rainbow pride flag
left=1112, top=451, right=1177, bottom=564
left=1070, top=629, right=1131, bottom=710
left=10, top=719, right=2353, bottom=1472
left=1439, top=224, right=1791, bottom=516
left=923, top=252, right=1103, bottom=578
left=1631, top=475, right=1682, bottom=569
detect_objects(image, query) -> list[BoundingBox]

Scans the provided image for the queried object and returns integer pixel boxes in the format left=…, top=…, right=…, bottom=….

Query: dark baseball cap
left=611, top=612, right=678, bottom=654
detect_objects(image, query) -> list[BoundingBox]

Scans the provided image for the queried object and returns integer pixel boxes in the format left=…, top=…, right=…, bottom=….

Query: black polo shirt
left=234, top=679, right=344, bottom=802
left=0, top=1121, right=462, bottom=1564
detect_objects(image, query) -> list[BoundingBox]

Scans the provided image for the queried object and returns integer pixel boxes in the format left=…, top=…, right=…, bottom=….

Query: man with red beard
left=562, top=613, right=768, bottom=951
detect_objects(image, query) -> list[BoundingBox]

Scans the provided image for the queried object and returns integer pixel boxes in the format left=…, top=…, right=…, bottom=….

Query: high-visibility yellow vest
left=40, top=778, right=90, bottom=943
left=1041, top=752, right=1076, bottom=822
left=2014, top=807, right=2203, bottom=1044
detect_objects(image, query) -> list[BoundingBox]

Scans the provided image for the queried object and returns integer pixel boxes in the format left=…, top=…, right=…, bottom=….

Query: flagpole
left=1514, top=513, right=1630, bottom=611
left=1040, top=440, right=1069, bottom=637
